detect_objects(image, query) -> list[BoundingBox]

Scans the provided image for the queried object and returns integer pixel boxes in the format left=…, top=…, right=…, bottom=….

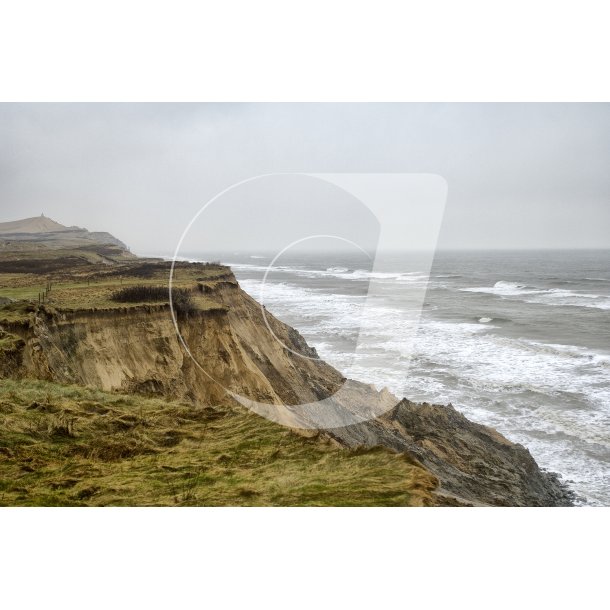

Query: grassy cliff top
left=0, top=379, right=437, bottom=506
left=0, top=260, right=232, bottom=321
left=0, top=219, right=234, bottom=318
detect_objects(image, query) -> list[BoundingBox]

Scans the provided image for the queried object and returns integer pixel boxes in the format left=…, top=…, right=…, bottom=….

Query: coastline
left=207, top=252, right=609, bottom=505
left=143, top=253, right=584, bottom=505
left=0, top=250, right=576, bottom=505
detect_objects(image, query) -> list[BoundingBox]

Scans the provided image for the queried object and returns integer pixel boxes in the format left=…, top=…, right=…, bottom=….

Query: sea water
left=185, top=249, right=610, bottom=505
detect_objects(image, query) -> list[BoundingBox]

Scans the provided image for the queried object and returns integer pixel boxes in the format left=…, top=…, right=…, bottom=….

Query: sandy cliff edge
left=0, top=260, right=574, bottom=506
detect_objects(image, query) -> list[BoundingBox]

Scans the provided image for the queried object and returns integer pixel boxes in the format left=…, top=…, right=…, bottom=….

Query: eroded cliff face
left=3, top=277, right=345, bottom=411
left=0, top=268, right=574, bottom=506
left=325, top=400, right=573, bottom=506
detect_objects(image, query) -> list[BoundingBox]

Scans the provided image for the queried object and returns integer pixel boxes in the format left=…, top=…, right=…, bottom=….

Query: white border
left=1, top=1, right=609, bottom=101
left=1, top=508, right=608, bottom=609
left=1, top=1, right=609, bottom=606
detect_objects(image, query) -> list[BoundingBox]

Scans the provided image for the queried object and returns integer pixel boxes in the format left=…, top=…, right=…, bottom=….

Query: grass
left=0, top=256, right=437, bottom=506
left=0, top=332, right=23, bottom=351
left=110, top=285, right=199, bottom=317
left=110, top=285, right=173, bottom=302
left=0, top=379, right=438, bottom=506
left=0, top=246, right=133, bottom=274
left=0, top=261, right=231, bottom=317
left=0, top=301, right=35, bottom=324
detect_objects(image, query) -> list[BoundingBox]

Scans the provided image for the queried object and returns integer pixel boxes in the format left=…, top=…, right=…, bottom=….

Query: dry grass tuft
left=0, top=379, right=437, bottom=506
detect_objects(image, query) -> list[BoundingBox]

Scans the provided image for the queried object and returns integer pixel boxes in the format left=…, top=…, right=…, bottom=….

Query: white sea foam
left=233, top=262, right=430, bottom=285
left=238, top=271, right=610, bottom=505
left=462, top=280, right=610, bottom=310
left=461, top=280, right=543, bottom=296
left=230, top=263, right=271, bottom=272
left=243, top=275, right=610, bottom=412
left=526, top=289, right=610, bottom=310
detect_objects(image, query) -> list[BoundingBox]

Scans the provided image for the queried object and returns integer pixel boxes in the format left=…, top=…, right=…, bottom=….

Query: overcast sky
left=0, top=103, right=608, bottom=253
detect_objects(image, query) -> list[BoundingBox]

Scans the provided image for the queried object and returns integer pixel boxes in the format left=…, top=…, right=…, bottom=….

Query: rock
left=326, top=399, right=574, bottom=506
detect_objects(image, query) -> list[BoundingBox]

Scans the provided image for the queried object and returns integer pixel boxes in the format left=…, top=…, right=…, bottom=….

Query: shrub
left=110, top=285, right=197, bottom=317
left=110, top=285, right=169, bottom=303
left=172, top=290, right=198, bottom=317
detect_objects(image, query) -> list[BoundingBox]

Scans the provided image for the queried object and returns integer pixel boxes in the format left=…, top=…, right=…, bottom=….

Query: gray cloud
left=0, top=103, right=608, bottom=252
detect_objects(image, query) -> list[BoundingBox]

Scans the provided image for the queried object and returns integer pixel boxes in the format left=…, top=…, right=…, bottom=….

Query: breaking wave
left=462, top=280, right=610, bottom=310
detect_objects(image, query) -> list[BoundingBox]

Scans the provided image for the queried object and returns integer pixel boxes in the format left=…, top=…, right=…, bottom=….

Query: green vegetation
left=0, top=244, right=133, bottom=274
left=0, top=332, right=22, bottom=351
left=0, top=379, right=437, bottom=506
left=0, top=301, right=34, bottom=324
left=0, top=260, right=231, bottom=316
left=110, top=285, right=172, bottom=302
left=0, top=250, right=437, bottom=506
left=110, top=285, right=198, bottom=317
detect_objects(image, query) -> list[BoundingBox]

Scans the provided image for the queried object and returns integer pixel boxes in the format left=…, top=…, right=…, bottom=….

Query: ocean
left=182, top=249, right=610, bottom=506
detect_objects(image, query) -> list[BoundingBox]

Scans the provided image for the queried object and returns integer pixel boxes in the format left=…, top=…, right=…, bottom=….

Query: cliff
left=325, top=400, right=571, bottom=506
left=0, top=259, right=573, bottom=506
left=0, top=215, right=134, bottom=271
left=2, top=276, right=344, bottom=408
left=0, top=215, right=129, bottom=250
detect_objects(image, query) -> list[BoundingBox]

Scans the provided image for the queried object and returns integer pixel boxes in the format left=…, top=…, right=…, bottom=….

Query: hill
left=0, top=215, right=70, bottom=234
left=0, top=215, right=135, bottom=268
